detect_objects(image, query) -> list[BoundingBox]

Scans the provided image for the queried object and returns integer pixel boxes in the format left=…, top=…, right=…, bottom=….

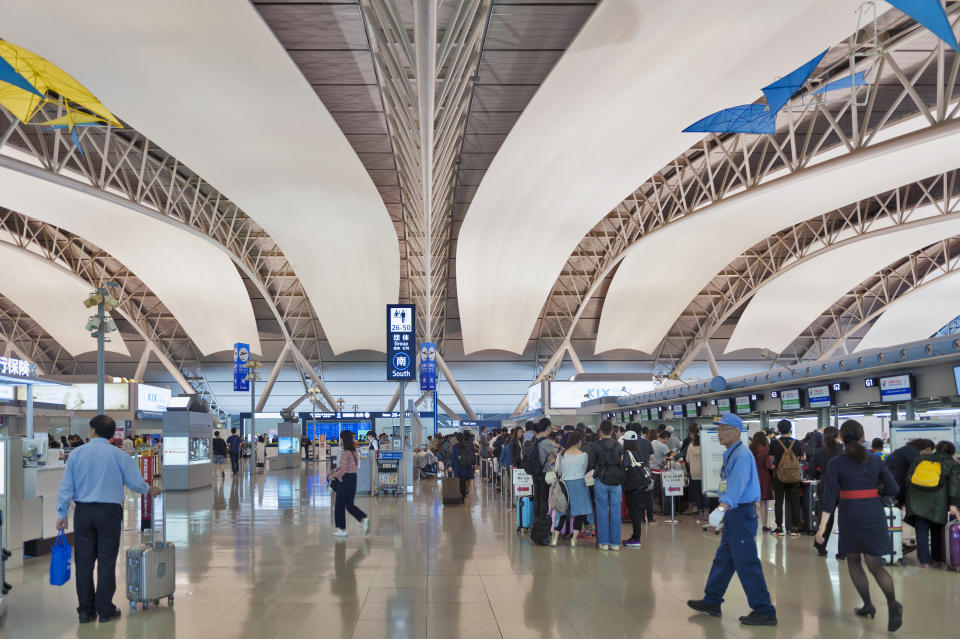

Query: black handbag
left=329, top=477, right=340, bottom=492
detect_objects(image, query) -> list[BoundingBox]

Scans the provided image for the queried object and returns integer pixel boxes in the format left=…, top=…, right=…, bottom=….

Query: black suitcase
left=800, top=480, right=819, bottom=535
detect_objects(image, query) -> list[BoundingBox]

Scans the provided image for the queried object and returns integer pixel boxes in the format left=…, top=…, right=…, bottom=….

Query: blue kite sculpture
left=812, top=71, right=868, bottom=95
left=682, top=104, right=777, bottom=134
left=886, top=0, right=960, bottom=53
left=761, top=49, right=828, bottom=114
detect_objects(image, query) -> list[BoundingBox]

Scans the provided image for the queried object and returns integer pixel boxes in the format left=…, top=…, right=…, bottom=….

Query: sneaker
left=789, top=530, right=800, bottom=537
left=772, top=528, right=784, bottom=536
left=362, top=518, right=370, bottom=535
left=624, top=539, right=642, bottom=549
left=332, top=529, right=348, bottom=538
left=739, top=611, right=777, bottom=626
left=597, top=544, right=610, bottom=551
left=647, top=519, right=657, bottom=525
left=608, top=544, right=620, bottom=552
left=762, top=526, right=772, bottom=532
left=687, top=599, right=722, bottom=617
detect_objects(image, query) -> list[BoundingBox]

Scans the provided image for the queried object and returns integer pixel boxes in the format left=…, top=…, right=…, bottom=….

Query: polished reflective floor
left=4, top=462, right=959, bottom=638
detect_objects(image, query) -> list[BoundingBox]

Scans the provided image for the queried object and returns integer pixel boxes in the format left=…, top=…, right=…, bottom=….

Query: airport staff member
left=56, top=415, right=161, bottom=624
left=687, top=413, right=777, bottom=627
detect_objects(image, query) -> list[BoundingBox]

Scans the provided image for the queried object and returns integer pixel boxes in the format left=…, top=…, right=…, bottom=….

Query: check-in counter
left=23, top=465, right=72, bottom=544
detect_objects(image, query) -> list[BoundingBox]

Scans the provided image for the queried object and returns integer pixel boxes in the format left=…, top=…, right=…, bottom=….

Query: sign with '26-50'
left=386, top=305, right=416, bottom=381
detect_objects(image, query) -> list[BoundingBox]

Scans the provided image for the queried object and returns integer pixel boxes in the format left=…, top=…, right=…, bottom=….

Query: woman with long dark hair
left=749, top=431, right=774, bottom=532
left=451, top=432, right=476, bottom=504
left=328, top=430, right=369, bottom=537
left=816, top=420, right=901, bottom=632
left=810, top=426, right=843, bottom=557
left=684, top=424, right=704, bottom=518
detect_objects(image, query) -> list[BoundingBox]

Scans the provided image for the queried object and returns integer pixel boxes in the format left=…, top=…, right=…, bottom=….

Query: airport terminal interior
left=2, top=0, right=960, bottom=637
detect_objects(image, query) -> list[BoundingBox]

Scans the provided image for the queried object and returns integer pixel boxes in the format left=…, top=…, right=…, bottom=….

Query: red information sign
left=140, top=454, right=153, bottom=531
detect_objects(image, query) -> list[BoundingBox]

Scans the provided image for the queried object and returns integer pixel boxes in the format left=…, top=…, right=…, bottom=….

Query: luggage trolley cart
left=377, top=451, right=404, bottom=496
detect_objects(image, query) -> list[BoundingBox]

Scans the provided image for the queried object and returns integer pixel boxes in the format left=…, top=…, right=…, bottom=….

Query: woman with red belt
left=816, top=420, right=902, bottom=632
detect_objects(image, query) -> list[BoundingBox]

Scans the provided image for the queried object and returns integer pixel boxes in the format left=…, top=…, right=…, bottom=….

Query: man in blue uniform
left=56, top=415, right=162, bottom=624
left=688, top=413, right=777, bottom=626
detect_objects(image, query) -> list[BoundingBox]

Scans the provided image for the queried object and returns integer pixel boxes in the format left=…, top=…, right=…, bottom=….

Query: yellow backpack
left=909, top=459, right=943, bottom=490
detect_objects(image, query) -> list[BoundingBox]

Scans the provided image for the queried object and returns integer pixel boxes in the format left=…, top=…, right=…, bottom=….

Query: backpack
left=595, top=441, right=625, bottom=486
left=623, top=451, right=654, bottom=492
left=457, top=446, right=475, bottom=470
left=521, top=437, right=547, bottom=477
left=530, top=514, right=553, bottom=545
left=775, top=439, right=803, bottom=483
left=909, top=459, right=943, bottom=490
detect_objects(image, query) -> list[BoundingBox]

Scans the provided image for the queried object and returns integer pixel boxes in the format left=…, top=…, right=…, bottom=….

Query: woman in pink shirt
left=329, top=431, right=370, bottom=537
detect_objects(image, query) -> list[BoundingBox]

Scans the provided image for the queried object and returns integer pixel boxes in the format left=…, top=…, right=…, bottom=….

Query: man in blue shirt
left=226, top=427, right=242, bottom=475
left=56, top=415, right=161, bottom=624
left=688, top=413, right=777, bottom=626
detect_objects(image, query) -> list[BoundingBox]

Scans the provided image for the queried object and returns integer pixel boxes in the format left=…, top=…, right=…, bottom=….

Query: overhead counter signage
left=880, top=374, right=912, bottom=402
left=806, top=385, right=831, bottom=408
left=233, top=343, right=250, bottom=392
left=387, top=305, right=416, bottom=381
left=0, top=356, right=35, bottom=378
left=734, top=395, right=752, bottom=415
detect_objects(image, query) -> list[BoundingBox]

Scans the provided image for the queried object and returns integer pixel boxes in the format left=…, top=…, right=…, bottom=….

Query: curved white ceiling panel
left=855, top=270, right=960, bottom=352
left=725, top=213, right=960, bottom=355
left=0, top=242, right=128, bottom=357
left=2, top=0, right=399, bottom=354
left=596, top=119, right=960, bottom=354
left=0, top=163, right=260, bottom=356
left=456, top=0, right=862, bottom=354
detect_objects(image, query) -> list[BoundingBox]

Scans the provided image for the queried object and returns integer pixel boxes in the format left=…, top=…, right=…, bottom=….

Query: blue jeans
left=594, top=481, right=622, bottom=547
left=704, top=505, right=776, bottom=617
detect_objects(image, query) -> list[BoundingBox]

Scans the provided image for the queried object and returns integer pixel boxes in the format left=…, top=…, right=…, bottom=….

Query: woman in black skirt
left=816, top=420, right=902, bottom=632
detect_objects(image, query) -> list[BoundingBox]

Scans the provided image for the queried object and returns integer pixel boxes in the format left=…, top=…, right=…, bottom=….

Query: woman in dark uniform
left=816, top=420, right=902, bottom=632
left=810, top=426, right=844, bottom=558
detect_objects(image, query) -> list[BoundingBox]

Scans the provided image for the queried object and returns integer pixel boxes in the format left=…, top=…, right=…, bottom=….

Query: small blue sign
left=387, top=305, right=416, bottom=381
left=379, top=451, right=403, bottom=460
left=419, top=341, right=437, bottom=391
left=234, top=342, right=250, bottom=392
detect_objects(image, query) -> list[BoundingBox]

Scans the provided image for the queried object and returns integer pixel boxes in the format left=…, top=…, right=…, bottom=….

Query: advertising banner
left=419, top=341, right=437, bottom=391
left=233, top=343, right=250, bottom=392
left=386, top=305, right=416, bottom=381
left=547, top=381, right=655, bottom=409
left=137, top=384, right=171, bottom=413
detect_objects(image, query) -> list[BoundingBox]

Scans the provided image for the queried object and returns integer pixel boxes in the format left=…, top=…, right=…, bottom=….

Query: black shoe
left=814, top=543, right=828, bottom=557
left=836, top=553, right=847, bottom=560
left=854, top=604, right=876, bottom=618
left=78, top=613, right=95, bottom=624
left=99, top=608, right=122, bottom=623
left=739, top=611, right=777, bottom=626
left=687, top=599, right=722, bottom=617
left=888, top=602, right=903, bottom=632
left=771, top=528, right=784, bottom=536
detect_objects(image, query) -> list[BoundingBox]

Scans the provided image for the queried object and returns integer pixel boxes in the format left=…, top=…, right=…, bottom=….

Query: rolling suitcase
left=441, top=476, right=461, bottom=505
left=881, top=504, right=903, bottom=566
left=800, top=480, right=819, bottom=535
left=945, top=518, right=960, bottom=572
left=126, top=495, right=175, bottom=610
left=517, top=496, right=533, bottom=532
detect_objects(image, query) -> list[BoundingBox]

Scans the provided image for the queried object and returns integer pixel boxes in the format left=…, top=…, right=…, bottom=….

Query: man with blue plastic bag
left=56, top=415, right=161, bottom=624
left=687, top=413, right=777, bottom=627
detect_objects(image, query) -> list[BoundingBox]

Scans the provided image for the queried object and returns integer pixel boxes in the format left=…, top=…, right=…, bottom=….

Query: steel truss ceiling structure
left=0, top=98, right=339, bottom=414
left=532, top=10, right=960, bottom=384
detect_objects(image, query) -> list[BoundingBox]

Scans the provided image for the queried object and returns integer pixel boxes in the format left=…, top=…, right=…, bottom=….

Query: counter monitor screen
left=806, top=385, right=831, bottom=408
left=685, top=402, right=698, bottom=418
left=954, top=366, right=960, bottom=395
left=734, top=396, right=751, bottom=415
left=672, top=405, right=683, bottom=419
left=780, top=388, right=801, bottom=411
left=879, top=374, right=912, bottom=403
left=717, top=398, right=731, bottom=414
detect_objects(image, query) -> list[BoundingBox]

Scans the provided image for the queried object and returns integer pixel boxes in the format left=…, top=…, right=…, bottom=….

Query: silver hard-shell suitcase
left=126, top=495, right=175, bottom=610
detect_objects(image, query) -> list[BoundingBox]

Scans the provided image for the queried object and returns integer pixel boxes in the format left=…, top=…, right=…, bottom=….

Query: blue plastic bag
left=49, top=529, right=71, bottom=586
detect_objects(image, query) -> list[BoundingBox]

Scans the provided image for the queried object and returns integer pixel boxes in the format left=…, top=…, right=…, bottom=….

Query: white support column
left=435, top=352, right=477, bottom=420
left=134, top=343, right=152, bottom=382
left=256, top=342, right=290, bottom=413
left=290, top=346, right=338, bottom=412
left=510, top=394, right=529, bottom=418
left=704, top=342, right=720, bottom=378
left=285, top=392, right=310, bottom=412
left=436, top=398, right=460, bottom=421
left=414, top=0, right=437, bottom=342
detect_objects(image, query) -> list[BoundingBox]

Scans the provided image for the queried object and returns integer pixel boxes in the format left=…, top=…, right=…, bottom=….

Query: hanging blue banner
left=419, top=342, right=437, bottom=391
left=386, top=305, right=416, bottom=381
left=233, top=342, right=250, bottom=392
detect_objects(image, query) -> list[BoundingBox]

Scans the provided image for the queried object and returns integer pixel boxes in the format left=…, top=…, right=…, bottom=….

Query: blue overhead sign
left=233, top=342, right=250, bottom=392
left=419, top=341, right=437, bottom=391
left=387, top=305, right=416, bottom=381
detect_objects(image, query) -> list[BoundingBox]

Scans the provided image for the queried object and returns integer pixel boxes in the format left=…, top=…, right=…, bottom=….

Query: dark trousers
left=334, top=473, right=367, bottom=530
left=230, top=452, right=240, bottom=474
left=704, top=505, right=776, bottom=617
left=915, top=517, right=945, bottom=565
left=773, top=479, right=801, bottom=530
left=688, top=479, right=704, bottom=513
left=532, top=476, right=550, bottom=520
left=625, top=489, right=646, bottom=539
left=74, top=502, right=122, bottom=616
